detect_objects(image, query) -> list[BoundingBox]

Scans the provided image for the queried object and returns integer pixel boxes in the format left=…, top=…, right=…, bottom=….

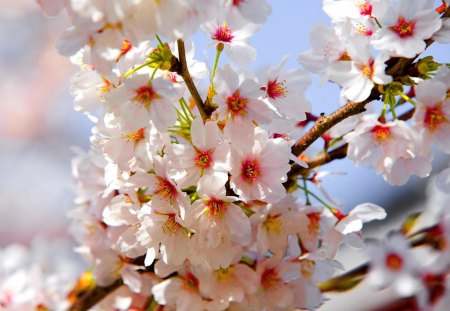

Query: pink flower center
left=307, top=212, right=321, bottom=235
left=226, top=90, right=248, bottom=116
left=232, top=0, right=245, bottom=6
left=371, top=125, right=391, bottom=144
left=241, top=159, right=261, bottom=184
left=194, top=149, right=213, bottom=169
left=356, top=23, right=373, bottom=36
left=205, top=198, right=227, bottom=219
left=133, top=84, right=157, bottom=107
left=162, top=214, right=183, bottom=235
left=115, top=38, right=132, bottom=62
left=264, top=79, right=287, bottom=99
left=156, top=177, right=177, bottom=200
left=385, top=252, right=403, bottom=271
left=390, top=16, right=415, bottom=38
left=261, top=267, right=281, bottom=290
left=184, top=272, right=199, bottom=291
left=122, top=128, right=145, bottom=142
left=424, top=103, right=447, bottom=131
left=359, top=59, right=374, bottom=78
left=357, top=0, right=372, bottom=16
left=213, top=23, right=234, bottom=43
left=263, top=214, right=283, bottom=234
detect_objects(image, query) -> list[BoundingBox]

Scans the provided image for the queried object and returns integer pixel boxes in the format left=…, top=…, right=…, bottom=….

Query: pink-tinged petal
left=55, top=26, right=89, bottom=56
left=335, top=215, right=363, bottom=235
left=349, top=203, right=386, bottom=223
left=190, top=116, right=207, bottom=150
left=152, top=278, right=183, bottom=305
left=121, top=265, right=143, bottom=293
left=197, top=172, right=228, bottom=198
left=227, top=41, right=257, bottom=65
left=150, top=101, right=177, bottom=131
left=416, top=80, right=447, bottom=107
left=226, top=204, right=251, bottom=245
left=435, top=168, right=450, bottom=193
left=144, top=247, right=156, bottom=267
left=102, top=204, right=136, bottom=226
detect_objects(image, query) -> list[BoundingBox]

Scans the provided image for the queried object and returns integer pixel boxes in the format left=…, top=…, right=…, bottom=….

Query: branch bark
left=175, top=39, right=209, bottom=121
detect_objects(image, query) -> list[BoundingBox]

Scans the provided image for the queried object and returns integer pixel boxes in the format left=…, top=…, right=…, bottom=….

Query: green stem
left=151, top=64, right=161, bottom=79
left=390, top=102, right=398, bottom=120
left=297, top=185, right=334, bottom=211
left=124, top=61, right=155, bottom=79
left=397, top=92, right=417, bottom=106
left=211, top=43, right=224, bottom=88
left=373, top=17, right=382, bottom=28
left=155, top=34, right=164, bottom=48
left=302, top=178, right=311, bottom=205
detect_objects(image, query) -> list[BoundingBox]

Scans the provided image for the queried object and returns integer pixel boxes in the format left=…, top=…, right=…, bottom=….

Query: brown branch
left=68, top=279, right=123, bottom=311
left=175, top=39, right=209, bottom=121
left=292, top=94, right=378, bottom=156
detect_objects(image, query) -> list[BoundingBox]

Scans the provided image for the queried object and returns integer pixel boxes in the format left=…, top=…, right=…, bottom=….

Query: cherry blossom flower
left=184, top=173, right=251, bottom=269
left=258, top=57, right=311, bottom=130
left=194, top=263, right=259, bottom=304
left=226, top=0, right=272, bottom=24
left=203, top=14, right=260, bottom=65
left=298, top=24, right=347, bottom=79
left=344, top=114, right=432, bottom=185
left=107, top=74, right=182, bottom=132
left=229, top=128, right=291, bottom=203
left=166, top=117, right=230, bottom=188
left=413, top=79, right=450, bottom=153
left=367, top=233, right=424, bottom=297
left=371, top=0, right=442, bottom=58
left=249, top=196, right=302, bottom=257
left=328, top=36, right=392, bottom=102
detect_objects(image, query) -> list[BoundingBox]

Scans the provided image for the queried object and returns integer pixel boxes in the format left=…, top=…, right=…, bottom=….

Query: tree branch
left=175, top=39, right=209, bottom=121
left=68, top=279, right=123, bottom=311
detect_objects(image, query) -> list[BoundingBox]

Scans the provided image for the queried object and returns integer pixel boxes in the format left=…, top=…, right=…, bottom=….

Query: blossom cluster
left=24, top=0, right=450, bottom=310
left=299, top=0, right=450, bottom=186
left=0, top=239, right=82, bottom=311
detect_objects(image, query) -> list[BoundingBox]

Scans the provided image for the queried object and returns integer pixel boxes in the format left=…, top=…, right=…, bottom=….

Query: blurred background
left=0, top=0, right=448, bottom=309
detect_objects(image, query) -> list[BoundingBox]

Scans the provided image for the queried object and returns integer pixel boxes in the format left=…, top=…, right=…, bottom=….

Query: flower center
left=241, top=159, right=261, bottom=184
left=122, top=128, right=145, bottom=142
left=204, top=198, right=227, bottom=219
left=371, top=125, right=391, bottom=144
left=115, top=38, right=132, bottom=62
left=232, top=0, right=245, bottom=6
left=307, top=212, right=321, bottom=235
left=263, top=214, right=283, bottom=234
left=216, top=267, right=233, bottom=282
left=213, top=23, right=234, bottom=43
left=155, top=177, right=177, bottom=200
left=183, top=272, right=199, bottom=291
left=385, top=252, right=403, bottom=271
left=356, top=23, right=373, bottom=36
left=265, top=79, right=287, bottom=99
left=359, top=60, right=374, bottom=78
left=162, top=214, right=182, bottom=235
left=390, top=16, right=415, bottom=38
left=261, top=267, right=281, bottom=290
left=194, top=149, right=213, bottom=169
left=226, top=90, right=248, bottom=116
left=424, top=103, right=447, bottom=131
left=357, top=0, right=372, bottom=16
left=133, top=84, right=157, bottom=107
